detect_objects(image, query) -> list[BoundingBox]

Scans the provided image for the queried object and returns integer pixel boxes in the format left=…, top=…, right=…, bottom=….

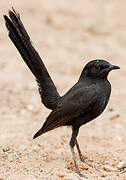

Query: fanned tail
left=4, top=8, right=60, bottom=110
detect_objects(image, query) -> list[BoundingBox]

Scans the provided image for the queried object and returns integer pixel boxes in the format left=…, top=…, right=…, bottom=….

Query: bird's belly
left=71, top=96, right=109, bottom=128
left=90, top=100, right=106, bottom=118
left=83, top=96, right=109, bottom=124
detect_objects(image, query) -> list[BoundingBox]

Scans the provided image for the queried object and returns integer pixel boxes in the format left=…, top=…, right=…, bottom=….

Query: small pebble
left=117, top=161, right=126, bottom=170
left=104, top=165, right=117, bottom=172
left=27, top=104, right=33, bottom=111
left=3, top=146, right=10, bottom=152
left=110, top=114, right=120, bottom=120
left=57, top=172, right=65, bottom=178
left=8, top=155, right=13, bottom=162
left=0, top=161, right=4, bottom=165
left=109, top=108, right=114, bottom=112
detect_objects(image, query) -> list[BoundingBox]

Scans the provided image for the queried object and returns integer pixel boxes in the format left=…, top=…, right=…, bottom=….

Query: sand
left=0, top=0, right=126, bottom=179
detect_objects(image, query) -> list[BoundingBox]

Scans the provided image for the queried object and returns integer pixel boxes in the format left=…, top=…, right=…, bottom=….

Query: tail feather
left=4, top=15, right=37, bottom=77
left=4, top=9, right=60, bottom=110
left=9, top=8, right=30, bottom=41
left=33, top=124, right=57, bottom=139
left=33, top=128, right=43, bottom=139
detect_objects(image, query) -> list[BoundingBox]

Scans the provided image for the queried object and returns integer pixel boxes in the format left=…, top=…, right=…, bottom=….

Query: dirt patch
left=0, top=0, right=126, bottom=179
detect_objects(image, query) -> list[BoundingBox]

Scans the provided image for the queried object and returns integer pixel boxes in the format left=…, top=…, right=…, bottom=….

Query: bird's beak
left=109, top=65, right=120, bottom=71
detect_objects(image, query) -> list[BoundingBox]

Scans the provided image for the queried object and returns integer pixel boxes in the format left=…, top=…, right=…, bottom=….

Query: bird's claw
left=76, top=169, right=88, bottom=178
left=80, top=156, right=99, bottom=172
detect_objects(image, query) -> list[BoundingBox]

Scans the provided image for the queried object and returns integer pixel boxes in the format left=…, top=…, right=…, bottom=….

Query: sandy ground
left=0, top=0, right=126, bottom=179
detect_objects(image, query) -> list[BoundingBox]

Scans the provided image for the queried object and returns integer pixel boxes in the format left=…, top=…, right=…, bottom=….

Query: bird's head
left=80, top=59, right=120, bottom=80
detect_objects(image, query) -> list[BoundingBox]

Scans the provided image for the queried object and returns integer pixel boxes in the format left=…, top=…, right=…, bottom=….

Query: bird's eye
left=95, top=65, right=100, bottom=70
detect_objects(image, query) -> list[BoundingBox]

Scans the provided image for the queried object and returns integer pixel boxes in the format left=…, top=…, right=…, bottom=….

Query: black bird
left=4, top=9, right=120, bottom=177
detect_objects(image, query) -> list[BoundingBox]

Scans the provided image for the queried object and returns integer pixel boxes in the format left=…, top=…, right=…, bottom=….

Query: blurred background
left=0, top=0, right=126, bottom=179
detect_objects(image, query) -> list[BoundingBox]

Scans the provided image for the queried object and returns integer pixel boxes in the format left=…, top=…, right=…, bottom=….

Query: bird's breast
left=80, top=80, right=111, bottom=126
left=94, top=81, right=111, bottom=115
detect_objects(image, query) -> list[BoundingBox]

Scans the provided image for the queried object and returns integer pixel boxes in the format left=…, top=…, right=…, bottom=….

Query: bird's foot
left=67, top=167, right=88, bottom=179
left=80, top=156, right=93, bottom=167
left=80, top=156, right=99, bottom=172
left=76, top=169, right=88, bottom=178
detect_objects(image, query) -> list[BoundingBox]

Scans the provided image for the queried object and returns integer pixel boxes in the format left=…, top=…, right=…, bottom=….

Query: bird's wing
left=3, top=8, right=60, bottom=110
left=33, top=84, right=97, bottom=138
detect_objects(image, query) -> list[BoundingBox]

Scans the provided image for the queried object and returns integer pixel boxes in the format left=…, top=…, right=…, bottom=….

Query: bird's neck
left=79, top=74, right=108, bottom=84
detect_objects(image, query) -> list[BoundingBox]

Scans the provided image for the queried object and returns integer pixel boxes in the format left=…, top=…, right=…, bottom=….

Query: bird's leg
left=75, top=139, right=91, bottom=166
left=75, top=139, right=84, bottom=162
left=69, top=128, right=87, bottom=178
left=75, top=139, right=99, bottom=171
